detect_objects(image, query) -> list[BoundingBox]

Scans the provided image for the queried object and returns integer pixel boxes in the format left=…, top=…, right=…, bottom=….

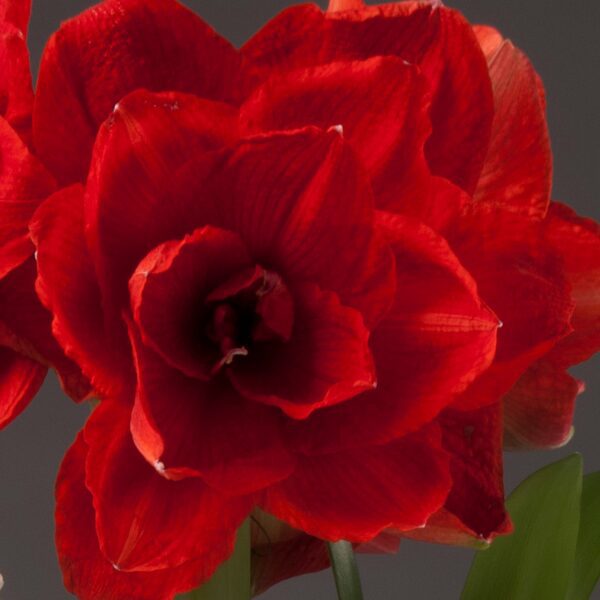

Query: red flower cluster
left=1, top=0, right=598, bottom=598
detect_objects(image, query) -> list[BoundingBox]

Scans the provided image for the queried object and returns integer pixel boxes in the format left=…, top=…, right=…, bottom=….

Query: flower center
left=205, top=266, right=294, bottom=373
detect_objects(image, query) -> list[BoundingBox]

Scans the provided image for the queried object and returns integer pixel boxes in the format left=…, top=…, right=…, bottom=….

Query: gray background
left=0, top=0, right=598, bottom=598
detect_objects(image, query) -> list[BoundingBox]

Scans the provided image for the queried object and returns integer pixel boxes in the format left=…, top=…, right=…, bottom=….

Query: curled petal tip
left=327, top=0, right=365, bottom=12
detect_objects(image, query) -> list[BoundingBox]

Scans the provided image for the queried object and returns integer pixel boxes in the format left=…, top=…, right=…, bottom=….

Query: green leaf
left=179, top=519, right=251, bottom=600
left=567, top=472, right=600, bottom=599
left=327, top=541, right=364, bottom=600
left=462, top=454, right=583, bottom=600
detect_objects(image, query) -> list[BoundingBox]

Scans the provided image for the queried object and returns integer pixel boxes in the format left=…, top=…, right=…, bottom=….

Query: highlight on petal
left=33, top=0, right=240, bottom=184
left=83, top=401, right=252, bottom=573
left=473, top=26, right=551, bottom=218
left=0, top=345, right=45, bottom=429
left=56, top=432, right=239, bottom=600
left=328, top=0, right=365, bottom=12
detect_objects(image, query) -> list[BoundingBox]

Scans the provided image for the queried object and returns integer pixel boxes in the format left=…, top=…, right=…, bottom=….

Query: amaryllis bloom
left=13, top=0, right=597, bottom=597
left=0, top=0, right=88, bottom=429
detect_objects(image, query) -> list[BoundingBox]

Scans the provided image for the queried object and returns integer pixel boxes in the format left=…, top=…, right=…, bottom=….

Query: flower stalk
left=328, top=540, right=364, bottom=600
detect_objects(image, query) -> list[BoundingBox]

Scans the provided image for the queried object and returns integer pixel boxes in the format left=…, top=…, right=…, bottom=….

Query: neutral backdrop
left=0, top=1, right=598, bottom=599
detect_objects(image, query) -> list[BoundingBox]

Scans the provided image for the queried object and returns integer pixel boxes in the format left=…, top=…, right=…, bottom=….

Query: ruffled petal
left=31, top=185, right=132, bottom=397
left=0, top=117, right=54, bottom=278
left=241, top=56, right=434, bottom=214
left=504, top=362, right=580, bottom=450
left=0, top=23, right=33, bottom=143
left=85, top=90, right=238, bottom=316
left=473, top=26, right=551, bottom=217
left=130, top=327, right=296, bottom=494
left=229, top=282, right=375, bottom=419
left=242, top=2, right=494, bottom=193
left=33, top=0, right=240, bottom=184
left=290, top=213, right=498, bottom=454
left=56, top=433, right=238, bottom=600
left=406, top=403, right=512, bottom=546
left=174, top=127, right=395, bottom=328
left=84, top=401, right=252, bottom=572
left=0, top=345, right=45, bottom=428
left=449, top=205, right=574, bottom=411
left=263, top=424, right=451, bottom=541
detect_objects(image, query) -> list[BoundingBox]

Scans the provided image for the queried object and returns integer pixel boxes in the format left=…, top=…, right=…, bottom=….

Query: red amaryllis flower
left=23, top=0, right=599, bottom=597
left=0, top=0, right=88, bottom=429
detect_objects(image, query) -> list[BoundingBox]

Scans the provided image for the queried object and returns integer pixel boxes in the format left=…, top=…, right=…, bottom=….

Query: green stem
left=180, top=519, right=251, bottom=600
left=327, top=541, right=364, bottom=600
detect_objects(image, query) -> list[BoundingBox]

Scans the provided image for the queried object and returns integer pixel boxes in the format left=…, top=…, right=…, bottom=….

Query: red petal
left=130, top=226, right=252, bottom=381
left=327, top=0, right=365, bottom=11
left=229, top=282, right=375, bottom=419
left=242, top=3, right=494, bottom=193
left=84, top=401, right=252, bottom=572
left=290, top=213, right=498, bottom=454
left=0, top=24, right=33, bottom=143
left=0, top=257, right=89, bottom=401
left=473, top=26, right=551, bottom=218
left=0, top=117, right=54, bottom=277
left=263, top=424, right=451, bottom=541
left=504, top=361, right=581, bottom=450
left=130, top=326, right=296, bottom=494
left=0, top=0, right=30, bottom=33
left=33, top=0, right=240, bottom=184
left=241, top=56, right=434, bottom=214
left=0, top=346, right=45, bottom=428
left=31, top=185, right=132, bottom=397
left=450, top=205, right=574, bottom=411
left=541, top=203, right=600, bottom=367
left=56, top=433, right=238, bottom=600
left=251, top=511, right=329, bottom=596
left=85, top=90, right=238, bottom=317
left=174, top=127, right=395, bottom=328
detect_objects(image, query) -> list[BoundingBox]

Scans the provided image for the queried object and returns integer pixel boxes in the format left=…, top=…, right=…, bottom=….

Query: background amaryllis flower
left=0, top=0, right=88, bottom=429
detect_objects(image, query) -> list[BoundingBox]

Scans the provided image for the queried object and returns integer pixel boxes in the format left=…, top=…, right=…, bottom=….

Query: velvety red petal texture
left=56, top=433, right=237, bottom=600
left=264, top=424, right=451, bottom=542
left=0, top=24, right=33, bottom=143
left=504, top=362, right=580, bottom=450
left=473, top=26, right=551, bottom=217
left=0, top=117, right=54, bottom=278
left=251, top=511, right=329, bottom=596
left=174, top=128, right=395, bottom=328
left=229, top=282, right=375, bottom=419
left=0, top=345, right=45, bottom=428
left=0, top=0, right=30, bottom=33
left=242, top=2, right=494, bottom=193
left=130, top=327, right=296, bottom=494
left=290, top=214, right=498, bottom=454
left=130, top=226, right=253, bottom=381
left=84, top=401, right=252, bottom=573
left=0, top=257, right=89, bottom=401
left=241, top=56, right=434, bottom=214
left=85, top=90, right=238, bottom=317
left=31, top=185, right=132, bottom=397
left=449, top=206, right=574, bottom=410
left=33, top=0, right=240, bottom=184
